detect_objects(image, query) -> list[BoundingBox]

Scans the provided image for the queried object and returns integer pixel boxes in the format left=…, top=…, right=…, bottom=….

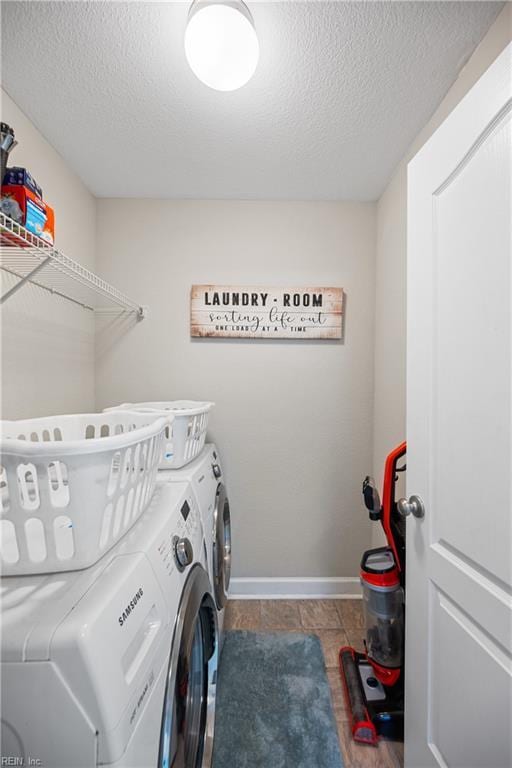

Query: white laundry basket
left=105, top=401, right=214, bottom=469
left=0, top=411, right=171, bottom=576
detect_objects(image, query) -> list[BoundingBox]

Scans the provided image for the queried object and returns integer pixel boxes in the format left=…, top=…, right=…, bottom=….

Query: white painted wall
left=372, top=4, right=512, bottom=545
left=0, top=89, right=96, bottom=419
left=95, top=200, right=376, bottom=579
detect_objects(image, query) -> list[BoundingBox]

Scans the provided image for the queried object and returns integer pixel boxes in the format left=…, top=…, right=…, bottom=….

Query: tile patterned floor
left=224, top=599, right=404, bottom=768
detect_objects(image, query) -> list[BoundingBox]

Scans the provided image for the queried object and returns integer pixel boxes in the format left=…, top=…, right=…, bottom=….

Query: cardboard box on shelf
left=2, top=167, right=43, bottom=199
left=0, top=184, right=55, bottom=245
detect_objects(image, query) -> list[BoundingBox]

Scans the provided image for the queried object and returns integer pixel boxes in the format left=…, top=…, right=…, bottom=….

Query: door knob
left=397, top=495, right=425, bottom=519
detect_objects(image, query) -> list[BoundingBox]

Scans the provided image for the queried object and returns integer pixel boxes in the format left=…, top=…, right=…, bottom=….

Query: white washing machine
left=157, top=444, right=231, bottom=634
left=1, top=482, right=219, bottom=768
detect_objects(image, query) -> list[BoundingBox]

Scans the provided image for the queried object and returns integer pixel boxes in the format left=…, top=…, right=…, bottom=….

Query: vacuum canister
left=360, top=547, right=404, bottom=671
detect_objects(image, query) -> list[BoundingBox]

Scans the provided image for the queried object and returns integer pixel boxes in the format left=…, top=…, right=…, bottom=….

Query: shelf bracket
left=0, top=255, right=52, bottom=304
left=0, top=213, right=146, bottom=316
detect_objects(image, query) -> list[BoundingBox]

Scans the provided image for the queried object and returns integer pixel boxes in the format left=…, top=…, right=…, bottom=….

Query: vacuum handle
left=362, top=476, right=381, bottom=521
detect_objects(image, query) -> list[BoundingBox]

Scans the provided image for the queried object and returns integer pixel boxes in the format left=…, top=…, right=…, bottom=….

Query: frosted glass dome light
left=185, top=1, right=259, bottom=91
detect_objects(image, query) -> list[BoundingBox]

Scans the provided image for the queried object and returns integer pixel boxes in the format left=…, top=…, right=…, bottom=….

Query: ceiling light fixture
left=185, top=1, right=259, bottom=92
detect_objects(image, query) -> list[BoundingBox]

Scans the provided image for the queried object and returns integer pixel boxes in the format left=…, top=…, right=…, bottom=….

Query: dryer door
left=159, top=566, right=218, bottom=768
left=212, top=483, right=231, bottom=610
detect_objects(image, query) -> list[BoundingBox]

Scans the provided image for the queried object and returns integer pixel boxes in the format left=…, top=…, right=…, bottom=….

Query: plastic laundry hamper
left=0, top=411, right=170, bottom=575
left=105, top=401, right=214, bottom=469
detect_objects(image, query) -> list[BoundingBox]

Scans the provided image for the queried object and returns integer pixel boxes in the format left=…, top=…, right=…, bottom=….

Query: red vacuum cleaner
left=339, top=442, right=406, bottom=745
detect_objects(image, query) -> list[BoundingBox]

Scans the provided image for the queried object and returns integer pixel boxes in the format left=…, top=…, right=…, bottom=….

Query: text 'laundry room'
left=0, top=3, right=511, bottom=768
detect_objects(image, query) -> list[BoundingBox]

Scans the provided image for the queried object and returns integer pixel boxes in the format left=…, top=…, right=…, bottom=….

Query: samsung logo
left=118, top=587, right=144, bottom=627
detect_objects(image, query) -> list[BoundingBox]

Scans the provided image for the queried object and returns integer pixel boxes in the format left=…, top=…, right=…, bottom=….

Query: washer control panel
left=156, top=495, right=200, bottom=576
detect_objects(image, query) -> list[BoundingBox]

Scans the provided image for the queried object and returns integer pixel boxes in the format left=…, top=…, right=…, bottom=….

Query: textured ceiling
left=1, top=1, right=503, bottom=200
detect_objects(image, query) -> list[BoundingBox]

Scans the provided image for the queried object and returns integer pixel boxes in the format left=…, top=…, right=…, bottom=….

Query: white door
left=405, top=43, right=512, bottom=768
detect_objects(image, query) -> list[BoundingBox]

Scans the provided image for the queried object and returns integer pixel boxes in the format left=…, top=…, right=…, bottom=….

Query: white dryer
left=157, top=445, right=231, bottom=634
left=1, top=483, right=219, bottom=768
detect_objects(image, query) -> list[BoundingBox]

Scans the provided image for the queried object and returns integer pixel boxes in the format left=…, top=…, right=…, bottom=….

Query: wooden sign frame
left=190, top=285, right=344, bottom=340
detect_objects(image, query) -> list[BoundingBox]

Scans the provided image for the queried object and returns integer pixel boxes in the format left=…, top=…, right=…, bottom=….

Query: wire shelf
left=0, top=212, right=145, bottom=318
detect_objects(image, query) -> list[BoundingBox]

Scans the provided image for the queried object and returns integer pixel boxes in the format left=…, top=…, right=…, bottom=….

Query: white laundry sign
left=190, top=285, right=344, bottom=339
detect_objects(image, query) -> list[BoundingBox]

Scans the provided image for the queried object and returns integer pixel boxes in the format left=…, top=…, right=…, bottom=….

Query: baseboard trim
left=229, top=577, right=362, bottom=600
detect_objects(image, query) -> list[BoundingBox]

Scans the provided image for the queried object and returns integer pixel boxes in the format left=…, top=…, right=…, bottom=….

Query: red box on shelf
left=1, top=184, right=55, bottom=245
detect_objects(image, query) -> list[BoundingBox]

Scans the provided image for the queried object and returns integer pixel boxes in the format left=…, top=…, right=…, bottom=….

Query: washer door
left=159, top=566, right=218, bottom=768
left=212, top=483, right=231, bottom=610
